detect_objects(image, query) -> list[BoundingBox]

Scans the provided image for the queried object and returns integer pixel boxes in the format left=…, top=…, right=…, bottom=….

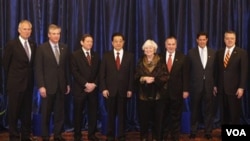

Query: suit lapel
left=17, top=38, right=29, bottom=61
left=47, top=43, right=58, bottom=65
left=58, top=44, right=64, bottom=65
left=28, top=40, right=35, bottom=61
left=120, top=52, right=127, bottom=68
left=194, top=48, right=204, bottom=68
left=80, top=49, right=90, bottom=66
left=206, top=48, right=214, bottom=69
left=226, top=47, right=238, bottom=68
left=111, top=51, right=119, bottom=70
left=171, top=52, right=180, bottom=73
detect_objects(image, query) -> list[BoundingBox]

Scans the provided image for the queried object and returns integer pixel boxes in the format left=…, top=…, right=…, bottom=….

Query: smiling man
left=3, top=20, right=37, bottom=141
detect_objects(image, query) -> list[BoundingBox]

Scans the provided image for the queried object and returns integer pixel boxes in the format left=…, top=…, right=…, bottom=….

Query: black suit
left=187, top=47, right=216, bottom=135
left=3, top=38, right=36, bottom=140
left=162, top=51, right=189, bottom=140
left=70, top=48, right=100, bottom=139
left=35, top=41, right=70, bottom=139
left=215, top=47, right=248, bottom=124
left=99, top=50, right=134, bottom=140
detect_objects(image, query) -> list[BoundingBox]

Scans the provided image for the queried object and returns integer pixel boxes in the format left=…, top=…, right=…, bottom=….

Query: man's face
left=165, top=38, right=177, bottom=53
left=48, top=28, right=61, bottom=44
left=81, top=37, right=93, bottom=51
left=197, top=35, right=208, bottom=48
left=112, top=36, right=124, bottom=51
left=18, top=22, right=32, bottom=40
left=224, top=33, right=236, bottom=48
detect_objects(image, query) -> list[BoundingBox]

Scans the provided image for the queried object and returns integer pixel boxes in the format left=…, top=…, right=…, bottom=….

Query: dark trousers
left=8, top=88, right=33, bottom=141
left=138, top=99, right=165, bottom=140
left=73, top=91, right=98, bottom=138
left=41, top=89, right=64, bottom=138
left=105, top=94, right=126, bottom=139
left=163, top=96, right=183, bottom=140
left=221, top=91, right=241, bottom=124
left=190, top=81, right=214, bottom=134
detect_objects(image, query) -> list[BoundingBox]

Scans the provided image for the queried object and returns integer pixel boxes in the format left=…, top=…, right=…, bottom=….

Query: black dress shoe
left=42, top=137, right=49, bottom=141
left=21, top=137, right=33, bottom=141
left=117, top=136, right=126, bottom=141
left=74, top=136, right=82, bottom=141
left=189, top=134, right=196, bottom=139
left=88, top=135, right=99, bottom=141
left=54, top=136, right=66, bottom=141
left=204, top=134, right=212, bottom=140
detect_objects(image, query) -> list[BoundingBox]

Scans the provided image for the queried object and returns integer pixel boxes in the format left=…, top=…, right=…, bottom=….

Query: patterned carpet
left=0, top=128, right=222, bottom=141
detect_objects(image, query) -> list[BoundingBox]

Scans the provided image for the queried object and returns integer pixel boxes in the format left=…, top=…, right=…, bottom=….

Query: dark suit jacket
left=3, top=38, right=36, bottom=92
left=215, top=47, right=248, bottom=95
left=99, top=50, right=134, bottom=97
left=70, top=48, right=100, bottom=96
left=35, top=41, right=70, bottom=94
left=187, top=47, right=216, bottom=94
left=163, top=51, right=189, bottom=99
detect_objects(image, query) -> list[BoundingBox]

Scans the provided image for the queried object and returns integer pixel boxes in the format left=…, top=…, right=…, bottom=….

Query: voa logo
left=226, top=129, right=246, bottom=136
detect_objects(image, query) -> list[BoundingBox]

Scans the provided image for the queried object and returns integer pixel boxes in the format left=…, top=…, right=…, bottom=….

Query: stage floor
left=0, top=128, right=222, bottom=141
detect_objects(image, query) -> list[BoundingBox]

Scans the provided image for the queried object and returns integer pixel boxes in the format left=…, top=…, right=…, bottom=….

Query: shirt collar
left=167, top=51, right=175, bottom=56
left=49, top=40, right=59, bottom=47
left=198, top=46, right=207, bottom=51
left=82, top=47, right=91, bottom=54
left=19, top=36, right=28, bottom=45
left=114, top=49, right=124, bottom=55
left=226, top=46, right=235, bottom=53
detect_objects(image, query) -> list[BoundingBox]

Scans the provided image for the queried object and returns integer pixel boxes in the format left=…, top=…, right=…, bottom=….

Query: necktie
left=116, top=52, right=120, bottom=70
left=24, top=41, right=30, bottom=61
left=224, top=49, right=230, bottom=68
left=54, top=45, right=60, bottom=64
left=86, top=51, right=91, bottom=65
left=167, top=54, right=172, bottom=72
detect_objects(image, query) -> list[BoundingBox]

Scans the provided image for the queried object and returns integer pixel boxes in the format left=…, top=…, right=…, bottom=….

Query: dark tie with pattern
left=116, top=52, right=120, bottom=70
left=224, top=50, right=230, bottom=68
left=86, top=51, right=91, bottom=65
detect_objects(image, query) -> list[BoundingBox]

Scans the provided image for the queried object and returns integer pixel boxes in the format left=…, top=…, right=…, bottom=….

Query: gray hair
left=142, top=39, right=158, bottom=51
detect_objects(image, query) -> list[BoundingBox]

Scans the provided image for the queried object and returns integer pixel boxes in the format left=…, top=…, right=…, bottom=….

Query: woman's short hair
left=142, top=39, right=158, bottom=51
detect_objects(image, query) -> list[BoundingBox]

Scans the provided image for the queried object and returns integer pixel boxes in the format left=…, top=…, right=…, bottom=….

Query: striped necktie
left=224, top=49, right=230, bottom=68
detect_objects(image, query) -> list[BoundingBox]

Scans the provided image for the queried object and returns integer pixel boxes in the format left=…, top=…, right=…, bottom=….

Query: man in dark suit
left=35, top=24, right=70, bottom=141
left=215, top=30, right=248, bottom=125
left=100, top=33, right=134, bottom=141
left=70, top=34, right=100, bottom=141
left=162, top=36, right=189, bottom=141
left=3, top=20, right=36, bottom=141
left=187, top=32, right=216, bottom=140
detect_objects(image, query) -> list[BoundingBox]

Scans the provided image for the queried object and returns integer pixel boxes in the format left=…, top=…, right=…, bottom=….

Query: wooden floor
left=0, top=128, right=221, bottom=141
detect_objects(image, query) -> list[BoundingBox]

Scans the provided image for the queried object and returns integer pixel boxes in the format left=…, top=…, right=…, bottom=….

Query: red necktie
left=116, top=52, right=120, bottom=70
left=167, top=54, right=172, bottom=72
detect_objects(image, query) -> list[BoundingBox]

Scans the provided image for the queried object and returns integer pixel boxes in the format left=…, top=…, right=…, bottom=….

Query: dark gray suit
left=35, top=41, right=70, bottom=138
left=187, top=47, right=216, bottom=135
left=3, top=38, right=36, bottom=141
